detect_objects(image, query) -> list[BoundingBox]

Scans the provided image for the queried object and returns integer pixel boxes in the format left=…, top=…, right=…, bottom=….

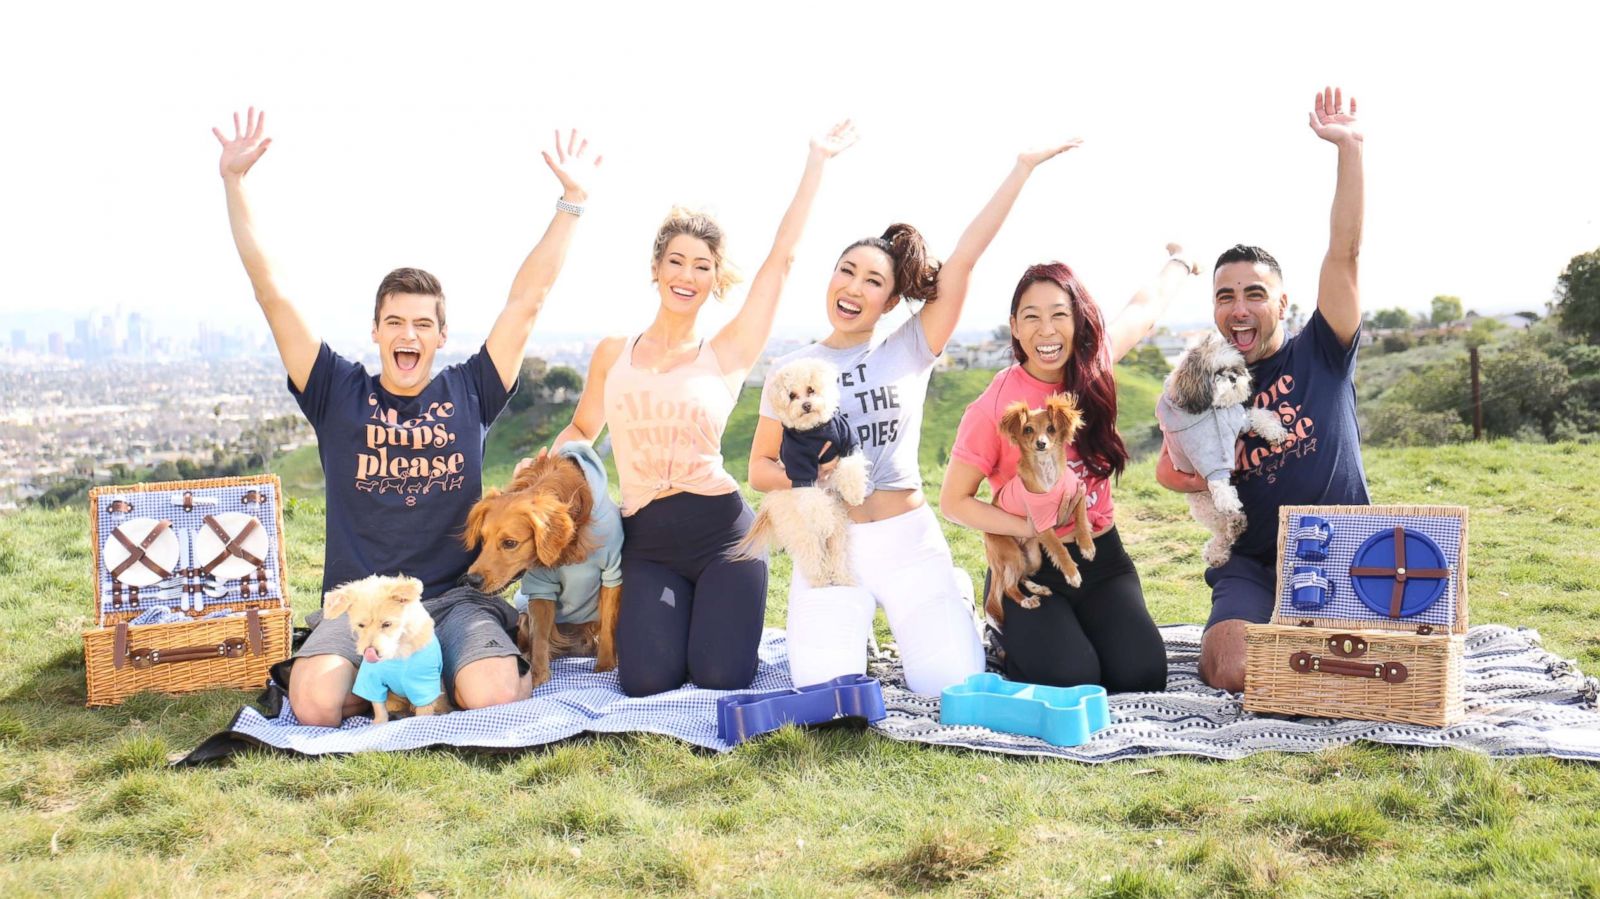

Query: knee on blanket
left=452, top=658, right=529, bottom=709
left=620, top=664, right=684, bottom=698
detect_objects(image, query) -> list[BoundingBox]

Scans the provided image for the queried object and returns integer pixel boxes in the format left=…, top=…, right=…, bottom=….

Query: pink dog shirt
left=995, top=468, right=1083, bottom=535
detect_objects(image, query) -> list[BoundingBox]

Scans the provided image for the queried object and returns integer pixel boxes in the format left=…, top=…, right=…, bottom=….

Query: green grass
left=4, top=380, right=1600, bottom=894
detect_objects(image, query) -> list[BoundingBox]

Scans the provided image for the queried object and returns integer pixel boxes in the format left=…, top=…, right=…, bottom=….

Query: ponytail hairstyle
left=652, top=207, right=743, bottom=299
left=1007, top=262, right=1128, bottom=480
left=840, top=223, right=941, bottom=309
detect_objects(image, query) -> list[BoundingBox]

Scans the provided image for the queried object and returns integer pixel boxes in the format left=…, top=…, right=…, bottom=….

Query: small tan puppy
left=736, top=358, right=869, bottom=587
left=983, top=395, right=1096, bottom=626
left=324, top=575, right=451, bottom=724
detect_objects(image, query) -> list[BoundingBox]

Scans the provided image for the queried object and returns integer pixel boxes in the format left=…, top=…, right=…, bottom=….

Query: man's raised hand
left=212, top=107, right=271, bottom=180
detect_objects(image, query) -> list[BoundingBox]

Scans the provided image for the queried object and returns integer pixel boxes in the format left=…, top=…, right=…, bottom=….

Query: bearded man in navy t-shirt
left=1157, top=87, right=1370, bottom=693
left=212, top=108, right=600, bottom=725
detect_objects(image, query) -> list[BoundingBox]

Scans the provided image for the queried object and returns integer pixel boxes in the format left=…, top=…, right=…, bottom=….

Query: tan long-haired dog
left=733, top=358, right=869, bottom=587
left=462, top=449, right=618, bottom=688
left=1155, top=332, right=1288, bottom=567
left=324, top=575, right=451, bottom=724
left=982, top=394, right=1096, bottom=627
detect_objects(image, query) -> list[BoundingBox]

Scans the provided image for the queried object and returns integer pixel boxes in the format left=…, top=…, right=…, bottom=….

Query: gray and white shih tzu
left=1156, top=332, right=1288, bottom=567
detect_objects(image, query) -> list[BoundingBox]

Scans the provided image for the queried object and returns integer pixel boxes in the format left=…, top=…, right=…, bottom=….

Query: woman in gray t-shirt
left=749, top=138, right=1082, bottom=695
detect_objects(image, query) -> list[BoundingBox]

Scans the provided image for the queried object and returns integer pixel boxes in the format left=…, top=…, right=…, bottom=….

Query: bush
left=1362, top=402, right=1470, bottom=447
left=1123, top=343, right=1171, bottom=378
left=1480, top=343, right=1569, bottom=439
left=1380, top=333, right=1415, bottom=354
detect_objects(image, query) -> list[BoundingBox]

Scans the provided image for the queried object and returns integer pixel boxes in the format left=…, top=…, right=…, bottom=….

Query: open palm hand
left=212, top=107, right=271, bottom=179
left=1309, top=86, right=1362, bottom=145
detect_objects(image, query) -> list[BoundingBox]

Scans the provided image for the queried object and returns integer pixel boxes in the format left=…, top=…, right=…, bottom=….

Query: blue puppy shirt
left=352, top=635, right=444, bottom=707
left=779, top=410, right=858, bottom=488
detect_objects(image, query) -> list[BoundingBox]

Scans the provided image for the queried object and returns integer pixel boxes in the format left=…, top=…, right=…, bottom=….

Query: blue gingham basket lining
left=96, top=482, right=283, bottom=621
left=1276, top=512, right=1462, bottom=628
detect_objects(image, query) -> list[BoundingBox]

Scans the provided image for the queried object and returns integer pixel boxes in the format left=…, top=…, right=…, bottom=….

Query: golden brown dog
left=982, top=394, right=1096, bottom=627
left=462, top=451, right=619, bottom=688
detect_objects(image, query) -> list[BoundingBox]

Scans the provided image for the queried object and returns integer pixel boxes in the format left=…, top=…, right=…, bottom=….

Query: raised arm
left=549, top=335, right=625, bottom=450
left=1105, top=244, right=1199, bottom=363
left=214, top=108, right=319, bottom=391
left=1309, top=86, right=1364, bottom=346
left=921, top=139, right=1083, bottom=355
left=712, top=120, right=858, bottom=376
left=485, top=129, right=603, bottom=390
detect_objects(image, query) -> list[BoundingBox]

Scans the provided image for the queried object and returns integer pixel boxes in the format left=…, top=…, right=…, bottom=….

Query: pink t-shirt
left=950, top=365, right=1115, bottom=537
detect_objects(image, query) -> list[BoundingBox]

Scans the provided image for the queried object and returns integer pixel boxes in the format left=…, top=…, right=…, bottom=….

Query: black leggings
left=617, top=491, right=768, bottom=697
left=988, top=527, right=1167, bottom=693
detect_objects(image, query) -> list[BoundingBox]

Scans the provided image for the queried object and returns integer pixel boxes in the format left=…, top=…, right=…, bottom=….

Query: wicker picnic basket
left=1243, top=504, right=1468, bottom=727
left=83, top=475, right=293, bottom=706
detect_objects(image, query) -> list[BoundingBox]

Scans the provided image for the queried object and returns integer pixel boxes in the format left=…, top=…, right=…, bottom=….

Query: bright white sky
left=5, top=1, right=1597, bottom=349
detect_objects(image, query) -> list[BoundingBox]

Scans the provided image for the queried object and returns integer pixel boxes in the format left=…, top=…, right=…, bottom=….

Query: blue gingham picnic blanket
left=183, top=624, right=1600, bottom=762
left=187, top=630, right=797, bottom=758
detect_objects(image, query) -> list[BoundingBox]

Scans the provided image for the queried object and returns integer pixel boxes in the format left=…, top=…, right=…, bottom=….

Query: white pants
left=787, top=504, right=984, bottom=695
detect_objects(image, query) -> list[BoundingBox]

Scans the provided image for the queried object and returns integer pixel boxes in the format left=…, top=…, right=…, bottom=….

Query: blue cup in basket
left=1291, top=566, right=1333, bottom=610
left=1294, top=516, right=1334, bottom=561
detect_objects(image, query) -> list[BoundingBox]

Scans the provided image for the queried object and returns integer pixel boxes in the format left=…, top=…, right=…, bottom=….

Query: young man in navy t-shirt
left=212, top=109, right=600, bottom=724
left=1157, top=87, right=1369, bottom=692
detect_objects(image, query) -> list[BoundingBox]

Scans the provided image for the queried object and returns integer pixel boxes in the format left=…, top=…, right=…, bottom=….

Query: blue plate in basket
left=1349, top=527, right=1449, bottom=619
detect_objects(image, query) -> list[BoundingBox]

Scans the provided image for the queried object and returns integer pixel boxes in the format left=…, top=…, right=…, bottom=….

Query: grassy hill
left=2, top=434, right=1599, bottom=895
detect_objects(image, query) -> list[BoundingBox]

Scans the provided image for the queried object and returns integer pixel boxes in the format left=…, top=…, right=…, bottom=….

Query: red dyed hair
left=1008, top=262, right=1128, bottom=480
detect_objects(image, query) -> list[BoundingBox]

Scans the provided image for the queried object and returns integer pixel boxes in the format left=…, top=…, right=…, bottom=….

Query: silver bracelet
left=555, top=198, right=585, bottom=217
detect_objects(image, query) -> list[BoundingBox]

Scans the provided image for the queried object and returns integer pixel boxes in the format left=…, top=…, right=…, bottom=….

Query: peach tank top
left=604, top=334, right=741, bottom=516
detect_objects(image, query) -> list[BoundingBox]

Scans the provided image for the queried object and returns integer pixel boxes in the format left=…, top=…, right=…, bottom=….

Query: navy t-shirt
left=1232, top=310, right=1370, bottom=561
left=290, top=343, right=513, bottom=599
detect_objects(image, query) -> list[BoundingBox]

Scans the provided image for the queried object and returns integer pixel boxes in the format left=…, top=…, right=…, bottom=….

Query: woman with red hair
left=940, top=250, right=1196, bottom=691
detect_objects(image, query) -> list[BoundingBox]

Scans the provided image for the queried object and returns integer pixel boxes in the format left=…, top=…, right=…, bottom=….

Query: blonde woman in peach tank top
left=546, top=121, right=857, bottom=697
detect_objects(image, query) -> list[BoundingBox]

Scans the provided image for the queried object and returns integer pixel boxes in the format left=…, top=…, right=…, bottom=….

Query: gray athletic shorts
left=293, top=586, right=526, bottom=698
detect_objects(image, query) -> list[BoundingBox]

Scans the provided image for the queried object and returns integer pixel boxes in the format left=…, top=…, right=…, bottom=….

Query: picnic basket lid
left=1272, top=504, right=1468, bottom=634
left=89, top=474, right=290, bottom=626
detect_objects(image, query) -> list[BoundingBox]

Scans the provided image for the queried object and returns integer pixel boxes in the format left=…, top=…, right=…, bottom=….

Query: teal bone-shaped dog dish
left=940, top=673, right=1110, bottom=746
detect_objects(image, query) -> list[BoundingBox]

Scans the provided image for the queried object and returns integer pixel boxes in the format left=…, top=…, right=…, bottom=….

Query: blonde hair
left=651, top=207, right=742, bottom=299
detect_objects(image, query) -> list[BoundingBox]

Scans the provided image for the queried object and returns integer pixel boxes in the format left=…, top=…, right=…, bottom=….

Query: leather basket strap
left=128, top=638, right=250, bottom=668
left=113, top=623, right=129, bottom=670
left=245, top=608, right=264, bottom=656
left=200, top=515, right=265, bottom=573
left=1290, top=651, right=1408, bottom=684
left=109, top=520, right=173, bottom=580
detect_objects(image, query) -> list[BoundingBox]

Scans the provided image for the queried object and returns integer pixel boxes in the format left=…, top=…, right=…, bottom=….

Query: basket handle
left=1289, top=651, right=1408, bottom=684
left=113, top=609, right=264, bottom=670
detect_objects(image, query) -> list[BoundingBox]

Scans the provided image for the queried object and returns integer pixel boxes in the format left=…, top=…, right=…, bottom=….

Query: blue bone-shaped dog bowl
left=716, top=673, right=886, bottom=745
left=940, top=673, right=1110, bottom=747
